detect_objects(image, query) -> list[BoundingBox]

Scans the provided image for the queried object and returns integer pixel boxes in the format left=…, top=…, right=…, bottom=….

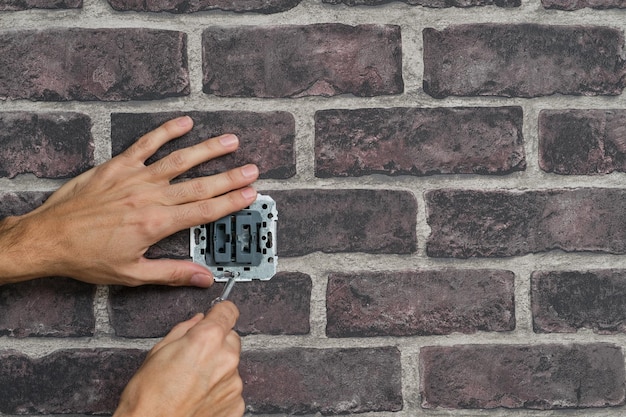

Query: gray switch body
left=191, top=194, right=277, bottom=282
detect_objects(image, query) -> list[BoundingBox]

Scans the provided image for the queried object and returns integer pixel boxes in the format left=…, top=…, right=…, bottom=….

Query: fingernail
left=241, top=187, right=257, bottom=200
left=241, top=164, right=259, bottom=178
left=176, top=116, right=192, bottom=127
left=190, top=273, right=212, bottom=287
left=219, top=134, right=238, bottom=147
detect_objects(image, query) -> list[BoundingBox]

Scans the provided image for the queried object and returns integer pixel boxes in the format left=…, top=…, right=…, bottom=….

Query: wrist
left=0, top=215, right=51, bottom=284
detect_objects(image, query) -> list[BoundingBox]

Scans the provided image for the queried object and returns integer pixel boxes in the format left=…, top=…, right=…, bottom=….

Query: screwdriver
left=210, top=275, right=237, bottom=308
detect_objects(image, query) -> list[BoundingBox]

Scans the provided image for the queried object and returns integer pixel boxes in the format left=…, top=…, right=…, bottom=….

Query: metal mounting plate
left=190, top=194, right=277, bottom=282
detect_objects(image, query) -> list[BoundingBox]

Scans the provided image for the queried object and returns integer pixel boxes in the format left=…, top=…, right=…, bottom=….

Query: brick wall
left=1, top=0, right=626, bottom=414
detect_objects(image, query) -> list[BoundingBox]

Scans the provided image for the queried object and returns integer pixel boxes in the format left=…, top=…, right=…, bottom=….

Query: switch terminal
left=191, top=194, right=277, bottom=282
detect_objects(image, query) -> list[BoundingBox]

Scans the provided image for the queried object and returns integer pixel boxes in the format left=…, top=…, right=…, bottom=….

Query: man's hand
left=0, top=116, right=259, bottom=286
left=114, top=302, right=245, bottom=417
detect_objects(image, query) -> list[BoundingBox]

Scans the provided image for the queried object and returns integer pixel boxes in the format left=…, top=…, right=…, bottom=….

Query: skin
left=114, top=302, right=245, bottom=417
left=0, top=116, right=252, bottom=417
left=0, top=115, right=259, bottom=287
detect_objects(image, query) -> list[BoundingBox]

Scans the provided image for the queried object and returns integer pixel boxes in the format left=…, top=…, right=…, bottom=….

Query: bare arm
left=0, top=116, right=259, bottom=287
left=114, top=302, right=245, bottom=417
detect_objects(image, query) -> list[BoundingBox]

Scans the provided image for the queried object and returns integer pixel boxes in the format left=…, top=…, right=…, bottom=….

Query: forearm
left=0, top=215, right=51, bottom=284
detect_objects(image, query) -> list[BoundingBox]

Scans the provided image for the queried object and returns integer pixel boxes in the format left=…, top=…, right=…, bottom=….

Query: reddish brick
left=423, top=24, right=626, bottom=98
left=0, top=278, right=95, bottom=338
left=274, top=189, right=417, bottom=256
left=142, top=190, right=416, bottom=261
left=108, top=0, right=299, bottom=12
left=111, top=111, right=295, bottom=179
left=315, top=107, right=525, bottom=177
left=426, top=188, right=626, bottom=258
left=532, top=270, right=626, bottom=334
left=324, top=0, right=519, bottom=6
left=0, top=348, right=145, bottom=414
left=109, top=272, right=311, bottom=337
left=203, top=24, right=403, bottom=98
left=543, top=0, right=626, bottom=9
left=0, top=29, right=189, bottom=101
left=539, top=109, right=626, bottom=174
left=421, top=343, right=626, bottom=409
left=0, top=0, right=80, bottom=10
left=0, top=191, right=50, bottom=217
left=0, top=112, right=94, bottom=179
left=326, top=269, right=514, bottom=337
left=242, top=347, right=402, bottom=414
left=144, top=229, right=189, bottom=260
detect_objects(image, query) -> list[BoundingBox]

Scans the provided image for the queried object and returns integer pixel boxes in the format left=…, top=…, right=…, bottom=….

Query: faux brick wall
left=2, top=0, right=626, bottom=415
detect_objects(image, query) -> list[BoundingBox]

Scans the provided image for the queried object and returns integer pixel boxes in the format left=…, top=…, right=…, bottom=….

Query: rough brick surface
left=0, top=29, right=189, bottom=101
left=324, top=0, right=518, bottom=6
left=539, top=109, right=626, bottom=174
left=0, top=191, right=50, bottom=217
left=0, top=0, right=80, bottom=10
left=108, top=0, right=299, bottom=12
left=274, top=189, right=417, bottom=256
left=241, top=347, right=403, bottom=414
left=0, top=349, right=145, bottom=414
left=109, top=272, right=311, bottom=337
left=143, top=229, right=189, bottom=260
left=423, top=24, right=626, bottom=98
left=315, top=106, right=525, bottom=177
left=427, top=188, right=626, bottom=258
left=0, top=278, right=95, bottom=338
left=533, top=270, right=626, bottom=334
left=542, top=0, right=626, bottom=9
left=421, top=343, right=626, bottom=409
left=203, top=24, right=403, bottom=98
left=326, top=269, right=515, bottom=337
left=0, top=112, right=94, bottom=179
left=111, top=111, right=295, bottom=179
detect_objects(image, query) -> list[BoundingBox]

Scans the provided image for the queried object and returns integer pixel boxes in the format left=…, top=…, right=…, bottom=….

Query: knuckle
left=147, top=160, right=167, bottom=177
left=225, top=168, right=240, bottom=185
left=196, top=320, right=226, bottom=339
left=230, top=374, right=244, bottom=397
left=196, top=200, right=218, bottom=221
left=163, top=266, right=188, bottom=286
left=123, top=135, right=156, bottom=161
left=168, top=149, right=187, bottom=169
left=189, top=179, right=209, bottom=197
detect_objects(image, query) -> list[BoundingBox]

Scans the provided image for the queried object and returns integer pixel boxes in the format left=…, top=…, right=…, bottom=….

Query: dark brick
left=533, top=270, right=626, bottom=334
left=274, top=189, right=417, bottom=256
left=0, top=191, right=50, bottom=217
left=111, top=111, right=295, bottom=179
left=203, top=24, right=403, bottom=98
left=315, top=107, right=525, bottom=177
left=326, top=269, right=514, bottom=337
left=0, top=112, right=94, bottom=179
left=0, top=278, right=95, bottom=338
left=144, top=229, right=189, bottom=260
left=0, top=348, right=145, bottom=414
left=539, top=109, right=626, bottom=174
left=0, top=29, right=189, bottom=101
left=242, top=347, right=402, bottom=414
left=324, top=0, right=519, bottom=6
left=109, top=272, right=311, bottom=337
left=421, top=343, right=626, bottom=409
left=423, top=24, right=626, bottom=98
left=0, top=0, right=80, bottom=10
left=108, top=0, right=299, bottom=12
left=426, top=188, right=626, bottom=258
left=543, top=0, right=626, bottom=9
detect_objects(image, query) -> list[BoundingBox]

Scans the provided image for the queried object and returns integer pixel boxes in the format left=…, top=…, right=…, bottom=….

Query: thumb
left=148, top=312, right=205, bottom=357
left=136, top=258, right=215, bottom=287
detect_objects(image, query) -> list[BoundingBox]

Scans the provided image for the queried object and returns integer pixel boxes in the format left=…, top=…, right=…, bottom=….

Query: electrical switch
left=191, top=194, right=277, bottom=282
